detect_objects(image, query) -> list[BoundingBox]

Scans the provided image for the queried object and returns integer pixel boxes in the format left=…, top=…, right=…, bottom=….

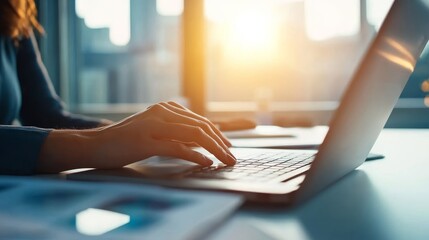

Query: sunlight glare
left=385, top=38, right=416, bottom=64
left=206, top=0, right=279, bottom=61
left=378, top=38, right=416, bottom=72
left=75, top=0, right=130, bottom=46
left=205, top=0, right=235, bottom=23
left=378, top=51, right=414, bottom=72
left=76, top=208, right=130, bottom=236
left=156, top=0, right=184, bottom=16
left=229, top=11, right=277, bottom=52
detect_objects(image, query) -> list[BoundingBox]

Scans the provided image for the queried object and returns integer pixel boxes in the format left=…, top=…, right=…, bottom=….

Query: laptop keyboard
left=187, top=151, right=315, bottom=182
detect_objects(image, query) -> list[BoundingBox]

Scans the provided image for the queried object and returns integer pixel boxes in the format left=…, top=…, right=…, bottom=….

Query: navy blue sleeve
left=16, top=34, right=102, bottom=129
left=0, top=125, right=50, bottom=175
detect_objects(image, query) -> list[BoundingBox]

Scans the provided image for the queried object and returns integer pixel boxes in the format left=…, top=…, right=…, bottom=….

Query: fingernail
left=227, top=154, right=236, bottom=165
left=204, top=157, right=213, bottom=166
left=226, top=150, right=236, bottom=160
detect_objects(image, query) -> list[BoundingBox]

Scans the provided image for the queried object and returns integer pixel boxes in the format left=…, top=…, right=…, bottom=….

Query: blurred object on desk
left=0, top=176, right=242, bottom=240
left=224, top=125, right=297, bottom=139
left=274, top=116, right=316, bottom=128
left=214, top=118, right=257, bottom=131
left=226, top=125, right=328, bottom=149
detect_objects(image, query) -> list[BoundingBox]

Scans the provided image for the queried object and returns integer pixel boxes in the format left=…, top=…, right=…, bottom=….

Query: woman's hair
left=0, top=0, right=44, bottom=39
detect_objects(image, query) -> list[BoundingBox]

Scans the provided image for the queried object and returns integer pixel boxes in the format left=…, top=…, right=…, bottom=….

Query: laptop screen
left=297, top=0, right=429, bottom=201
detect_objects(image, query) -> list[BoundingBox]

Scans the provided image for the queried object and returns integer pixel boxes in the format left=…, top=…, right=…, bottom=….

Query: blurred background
left=35, top=0, right=429, bottom=127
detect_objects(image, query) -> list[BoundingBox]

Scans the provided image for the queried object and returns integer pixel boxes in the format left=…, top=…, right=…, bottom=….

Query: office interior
left=2, top=0, right=429, bottom=239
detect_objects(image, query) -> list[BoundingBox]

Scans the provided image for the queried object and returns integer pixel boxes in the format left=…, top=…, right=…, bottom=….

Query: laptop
left=70, top=0, right=429, bottom=204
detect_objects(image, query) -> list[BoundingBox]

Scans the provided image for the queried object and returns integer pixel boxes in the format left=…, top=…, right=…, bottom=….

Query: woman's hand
left=38, top=102, right=236, bottom=173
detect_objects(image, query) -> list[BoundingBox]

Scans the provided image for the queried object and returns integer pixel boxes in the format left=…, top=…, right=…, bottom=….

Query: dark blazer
left=0, top=34, right=101, bottom=175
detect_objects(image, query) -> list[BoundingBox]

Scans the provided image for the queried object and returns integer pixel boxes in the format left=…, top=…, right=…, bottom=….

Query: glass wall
left=72, top=0, right=183, bottom=107
left=36, top=0, right=429, bottom=126
left=204, top=0, right=387, bottom=104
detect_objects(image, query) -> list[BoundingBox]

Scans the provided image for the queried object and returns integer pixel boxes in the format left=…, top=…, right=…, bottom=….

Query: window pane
left=305, top=0, right=360, bottom=41
left=205, top=0, right=364, bottom=105
left=73, top=0, right=182, bottom=106
left=366, top=0, right=394, bottom=30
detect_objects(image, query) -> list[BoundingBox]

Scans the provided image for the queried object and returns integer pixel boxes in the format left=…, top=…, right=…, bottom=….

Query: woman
left=0, top=0, right=236, bottom=175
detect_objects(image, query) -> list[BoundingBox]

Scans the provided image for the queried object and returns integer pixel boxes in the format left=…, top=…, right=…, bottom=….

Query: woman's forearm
left=37, top=129, right=101, bottom=173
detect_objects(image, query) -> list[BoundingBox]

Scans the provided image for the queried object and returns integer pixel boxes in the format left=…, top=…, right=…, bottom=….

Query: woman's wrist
left=37, top=129, right=102, bottom=173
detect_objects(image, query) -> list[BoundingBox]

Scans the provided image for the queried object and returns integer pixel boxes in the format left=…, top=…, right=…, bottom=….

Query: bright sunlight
left=228, top=10, right=278, bottom=55
left=76, top=0, right=130, bottom=46
left=205, top=0, right=361, bottom=62
left=205, top=0, right=279, bottom=62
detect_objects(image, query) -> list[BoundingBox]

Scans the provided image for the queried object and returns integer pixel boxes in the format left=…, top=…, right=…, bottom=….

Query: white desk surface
left=227, top=129, right=429, bottom=240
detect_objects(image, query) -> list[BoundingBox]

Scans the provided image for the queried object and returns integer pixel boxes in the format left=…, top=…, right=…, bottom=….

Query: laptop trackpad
left=126, top=156, right=202, bottom=177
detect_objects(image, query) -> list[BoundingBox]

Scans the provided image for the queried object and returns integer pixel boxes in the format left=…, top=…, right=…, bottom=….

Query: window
left=76, top=0, right=131, bottom=46
left=70, top=0, right=183, bottom=111
left=305, top=0, right=360, bottom=41
left=205, top=0, right=365, bottom=113
left=366, top=0, right=394, bottom=30
left=36, top=0, right=429, bottom=127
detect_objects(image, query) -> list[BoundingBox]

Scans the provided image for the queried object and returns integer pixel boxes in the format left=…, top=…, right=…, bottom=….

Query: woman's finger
left=158, top=102, right=232, bottom=153
left=151, top=140, right=213, bottom=166
left=163, top=101, right=232, bottom=147
left=152, top=122, right=236, bottom=165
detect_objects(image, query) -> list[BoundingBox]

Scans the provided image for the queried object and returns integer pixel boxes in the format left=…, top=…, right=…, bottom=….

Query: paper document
left=226, top=125, right=328, bottom=149
left=0, top=176, right=242, bottom=240
left=224, top=125, right=296, bottom=139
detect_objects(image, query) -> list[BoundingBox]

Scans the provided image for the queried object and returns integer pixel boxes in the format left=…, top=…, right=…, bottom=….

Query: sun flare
left=220, top=8, right=280, bottom=64
left=228, top=11, right=277, bottom=52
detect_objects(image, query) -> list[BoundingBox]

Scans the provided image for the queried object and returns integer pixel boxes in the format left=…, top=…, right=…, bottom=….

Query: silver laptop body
left=70, top=0, right=429, bottom=204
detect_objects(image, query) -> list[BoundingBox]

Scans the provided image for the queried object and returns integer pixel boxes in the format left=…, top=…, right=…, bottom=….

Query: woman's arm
left=38, top=102, right=236, bottom=173
left=16, top=33, right=110, bottom=129
left=0, top=125, right=50, bottom=175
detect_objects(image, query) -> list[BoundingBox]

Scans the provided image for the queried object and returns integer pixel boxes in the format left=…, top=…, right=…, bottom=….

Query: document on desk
left=225, top=125, right=328, bottom=149
left=0, top=176, right=242, bottom=240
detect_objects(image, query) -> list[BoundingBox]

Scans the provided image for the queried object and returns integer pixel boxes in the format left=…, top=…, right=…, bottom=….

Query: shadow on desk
left=243, top=170, right=396, bottom=240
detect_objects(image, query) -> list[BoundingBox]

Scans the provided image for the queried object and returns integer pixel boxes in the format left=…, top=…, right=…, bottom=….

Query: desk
left=225, top=129, right=429, bottom=240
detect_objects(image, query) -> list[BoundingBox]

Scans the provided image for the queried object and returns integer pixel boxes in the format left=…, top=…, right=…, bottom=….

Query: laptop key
left=187, top=152, right=315, bottom=182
